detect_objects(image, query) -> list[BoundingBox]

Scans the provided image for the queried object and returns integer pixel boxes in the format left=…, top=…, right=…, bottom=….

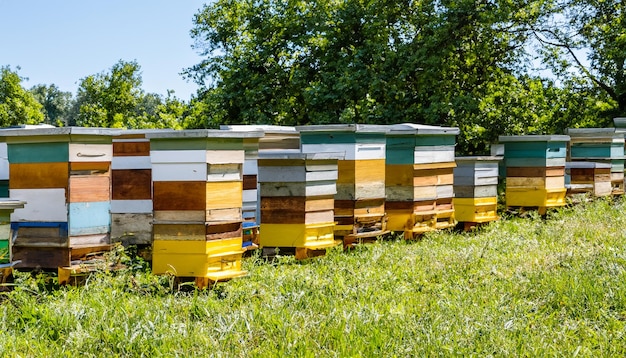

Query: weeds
left=1, top=199, right=626, bottom=355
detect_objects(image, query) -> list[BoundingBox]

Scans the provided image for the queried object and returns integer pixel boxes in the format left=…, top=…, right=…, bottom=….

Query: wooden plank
left=70, top=161, right=111, bottom=173
left=258, top=165, right=337, bottom=183
left=436, top=185, right=455, bottom=199
left=110, top=213, right=153, bottom=245
left=153, top=181, right=206, bottom=211
left=506, top=188, right=567, bottom=207
left=150, top=149, right=206, bottom=163
left=243, top=175, right=257, bottom=190
left=68, top=201, right=111, bottom=236
left=206, top=150, right=245, bottom=164
left=454, top=185, right=498, bottom=198
left=69, top=143, right=112, bottom=163
left=505, top=157, right=566, bottom=168
left=336, top=182, right=385, bottom=201
left=69, top=233, right=110, bottom=248
left=154, top=210, right=205, bottom=222
left=153, top=223, right=206, bottom=241
left=9, top=162, right=69, bottom=189
left=10, top=188, right=68, bottom=222
left=111, top=156, right=151, bottom=170
left=7, top=142, right=68, bottom=163
left=113, top=141, right=150, bottom=156
left=337, top=159, right=385, bottom=184
left=206, top=207, right=242, bottom=221
left=69, top=175, right=110, bottom=202
left=206, top=221, right=242, bottom=241
left=507, top=176, right=565, bottom=189
left=110, top=199, right=153, bottom=214
left=151, top=163, right=207, bottom=182
left=261, top=196, right=335, bottom=212
left=259, top=181, right=337, bottom=197
left=12, top=247, right=70, bottom=269
left=111, top=169, right=152, bottom=200
left=206, top=181, right=243, bottom=210
left=386, top=164, right=414, bottom=186
left=207, top=163, right=242, bottom=182
left=506, top=166, right=565, bottom=177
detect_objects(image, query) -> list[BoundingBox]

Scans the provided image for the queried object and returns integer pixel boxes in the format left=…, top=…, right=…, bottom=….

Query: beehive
left=146, top=129, right=262, bottom=285
left=566, top=128, right=625, bottom=195
left=453, top=156, right=501, bottom=227
left=613, top=118, right=626, bottom=191
left=0, top=199, right=26, bottom=285
left=384, top=123, right=460, bottom=238
left=298, top=125, right=389, bottom=245
left=499, top=135, right=569, bottom=213
left=0, top=142, right=8, bottom=197
left=565, top=161, right=612, bottom=197
left=1, top=127, right=115, bottom=269
left=257, top=151, right=342, bottom=259
left=220, top=125, right=299, bottom=249
left=110, top=129, right=159, bottom=246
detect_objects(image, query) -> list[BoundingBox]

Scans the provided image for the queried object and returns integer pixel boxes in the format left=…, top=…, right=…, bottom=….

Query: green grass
left=2, top=198, right=626, bottom=356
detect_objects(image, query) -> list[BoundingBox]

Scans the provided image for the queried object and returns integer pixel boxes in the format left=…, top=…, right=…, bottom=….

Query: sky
left=0, top=0, right=207, bottom=100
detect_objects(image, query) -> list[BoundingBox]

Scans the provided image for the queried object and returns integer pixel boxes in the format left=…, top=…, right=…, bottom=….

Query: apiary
left=566, top=128, right=624, bottom=195
left=147, top=129, right=262, bottom=287
left=385, top=123, right=460, bottom=238
left=257, top=151, right=342, bottom=259
left=453, top=156, right=501, bottom=229
left=298, top=124, right=389, bottom=246
left=499, top=135, right=569, bottom=214
left=1, top=127, right=115, bottom=269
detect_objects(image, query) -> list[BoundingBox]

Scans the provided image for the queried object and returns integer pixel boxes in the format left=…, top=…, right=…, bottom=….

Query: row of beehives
left=0, top=119, right=625, bottom=287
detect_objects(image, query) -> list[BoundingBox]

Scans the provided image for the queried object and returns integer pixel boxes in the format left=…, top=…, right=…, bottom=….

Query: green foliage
left=29, top=84, right=73, bottom=126
left=0, top=66, right=44, bottom=126
left=2, top=200, right=626, bottom=355
left=73, top=60, right=186, bottom=129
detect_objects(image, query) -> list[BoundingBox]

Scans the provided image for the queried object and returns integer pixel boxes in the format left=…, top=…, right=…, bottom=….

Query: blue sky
left=0, top=0, right=207, bottom=100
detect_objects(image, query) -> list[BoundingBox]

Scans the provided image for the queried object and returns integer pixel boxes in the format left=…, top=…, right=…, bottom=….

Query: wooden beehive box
left=499, top=135, right=569, bottom=212
left=1, top=127, right=116, bottom=269
left=566, top=161, right=612, bottom=197
left=220, top=125, right=300, bottom=249
left=298, top=124, right=389, bottom=242
left=566, top=128, right=625, bottom=195
left=453, top=156, right=501, bottom=225
left=257, top=151, right=342, bottom=258
left=0, top=200, right=25, bottom=266
left=147, top=129, right=262, bottom=284
left=384, top=123, right=460, bottom=237
left=0, top=142, right=8, bottom=197
left=110, top=129, right=162, bottom=246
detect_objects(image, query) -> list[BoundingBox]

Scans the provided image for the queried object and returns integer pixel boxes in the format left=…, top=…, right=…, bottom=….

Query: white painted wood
left=242, top=189, right=258, bottom=203
left=259, top=181, right=337, bottom=197
left=355, top=143, right=386, bottom=160
left=243, top=159, right=258, bottom=175
left=150, top=149, right=206, bottom=163
left=69, top=233, right=110, bottom=247
left=301, top=144, right=354, bottom=160
left=414, top=185, right=438, bottom=200
left=206, top=150, right=245, bottom=164
left=0, top=143, right=8, bottom=180
left=111, top=156, right=152, bottom=170
left=10, top=188, right=68, bottom=222
left=258, top=166, right=337, bottom=182
left=110, top=200, right=153, bottom=214
left=436, top=185, right=455, bottom=199
left=414, top=148, right=456, bottom=164
left=69, top=144, right=112, bottom=162
left=207, top=163, right=242, bottom=182
left=151, top=163, right=207, bottom=181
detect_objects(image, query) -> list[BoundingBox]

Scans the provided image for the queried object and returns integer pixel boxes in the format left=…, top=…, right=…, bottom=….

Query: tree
left=0, top=66, right=44, bottom=126
left=30, top=84, right=72, bottom=126
left=532, top=0, right=625, bottom=117
left=186, top=0, right=553, bottom=153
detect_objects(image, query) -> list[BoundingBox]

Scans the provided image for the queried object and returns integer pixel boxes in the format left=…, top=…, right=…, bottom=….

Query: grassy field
left=1, top=198, right=626, bottom=356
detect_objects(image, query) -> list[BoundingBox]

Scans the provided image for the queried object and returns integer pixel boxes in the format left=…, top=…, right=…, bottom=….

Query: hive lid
left=258, top=151, right=345, bottom=160
left=220, top=124, right=297, bottom=133
left=498, top=135, right=570, bottom=142
left=455, top=156, right=502, bottom=162
left=0, top=126, right=121, bottom=137
left=613, top=117, right=626, bottom=129
left=296, top=124, right=387, bottom=133
left=566, top=161, right=612, bottom=169
left=0, top=199, right=26, bottom=210
left=145, top=129, right=264, bottom=139
left=386, top=123, right=460, bottom=135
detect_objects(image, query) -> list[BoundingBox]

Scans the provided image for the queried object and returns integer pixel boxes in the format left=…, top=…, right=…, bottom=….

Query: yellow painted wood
left=152, top=237, right=245, bottom=277
left=506, top=188, right=567, bottom=207
left=206, top=181, right=243, bottom=210
left=259, top=222, right=338, bottom=249
left=506, top=176, right=565, bottom=189
left=453, top=197, right=499, bottom=223
left=337, top=159, right=385, bottom=184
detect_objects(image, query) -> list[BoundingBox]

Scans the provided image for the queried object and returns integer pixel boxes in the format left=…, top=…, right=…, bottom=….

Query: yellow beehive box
left=453, top=197, right=498, bottom=223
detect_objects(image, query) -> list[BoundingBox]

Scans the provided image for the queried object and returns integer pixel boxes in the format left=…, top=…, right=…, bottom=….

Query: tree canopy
left=0, top=66, right=44, bottom=127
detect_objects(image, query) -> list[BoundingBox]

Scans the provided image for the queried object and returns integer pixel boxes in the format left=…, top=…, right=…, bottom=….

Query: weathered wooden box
left=566, top=161, right=612, bottom=197
left=299, top=124, right=389, bottom=240
left=500, top=135, right=569, bottom=210
left=1, top=127, right=115, bottom=269
left=453, top=156, right=501, bottom=225
left=147, top=129, right=262, bottom=282
left=257, top=151, right=342, bottom=255
left=385, top=123, right=460, bottom=237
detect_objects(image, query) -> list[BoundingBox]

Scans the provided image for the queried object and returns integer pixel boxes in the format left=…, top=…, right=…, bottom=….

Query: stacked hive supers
left=110, top=130, right=156, bottom=246
left=499, top=135, right=569, bottom=215
left=0, top=142, right=8, bottom=197
left=565, top=162, right=612, bottom=197
left=0, top=200, right=26, bottom=286
left=257, top=151, right=342, bottom=259
left=220, top=125, right=300, bottom=250
left=2, top=127, right=115, bottom=269
left=298, top=125, right=388, bottom=246
left=453, top=156, right=501, bottom=229
left=566, top=128, right=625, bottom=196
left=385, top=124, right=460, bottom=239
left=147, top=129, right=262, bottom=286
